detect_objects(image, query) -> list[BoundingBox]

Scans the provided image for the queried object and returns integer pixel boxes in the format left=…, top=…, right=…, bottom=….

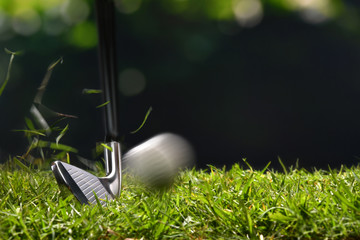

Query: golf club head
left=123, top=133, right=195, bottom=188
left=51, top=141, right=121, bottom=206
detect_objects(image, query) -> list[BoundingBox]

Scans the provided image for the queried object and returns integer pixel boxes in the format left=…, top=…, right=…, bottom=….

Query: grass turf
left=0, top=162, right=360, bottom=239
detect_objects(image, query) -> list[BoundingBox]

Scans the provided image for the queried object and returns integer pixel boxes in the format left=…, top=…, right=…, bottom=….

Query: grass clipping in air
left=0, top=162, right=359, bottom=239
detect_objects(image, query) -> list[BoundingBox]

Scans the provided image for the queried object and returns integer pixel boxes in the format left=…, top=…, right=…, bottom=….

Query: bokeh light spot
left=118, top=68, right=146, bottom=96
left=61, top=0, right=89, bottom=25
left=69, top=21, right=97, bottom=49
left=43, top=8, right=67, bottom=36
left=12, top=9, right=41, bottom=36
left=205, top=0, right=233, bottom=20
left=285, top=0, right=335, bottom=24
left=233, top=0, right=263, bottom=28
left=300, top=8, right=328, bottom=24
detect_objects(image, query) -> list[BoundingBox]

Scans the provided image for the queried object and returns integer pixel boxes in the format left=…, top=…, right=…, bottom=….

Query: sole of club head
left=51, top=161, right=113, bottom=206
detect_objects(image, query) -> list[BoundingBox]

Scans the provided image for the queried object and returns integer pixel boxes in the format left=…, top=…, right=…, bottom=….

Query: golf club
left=51, top=0, right=121, bottom=206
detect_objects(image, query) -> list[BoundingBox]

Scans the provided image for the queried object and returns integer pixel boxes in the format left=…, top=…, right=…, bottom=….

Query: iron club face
left=51, top=141, right=121, bottom=206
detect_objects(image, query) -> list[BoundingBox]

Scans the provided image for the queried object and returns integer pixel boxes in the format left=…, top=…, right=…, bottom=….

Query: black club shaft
left=95, top=0, right=119, bottom=141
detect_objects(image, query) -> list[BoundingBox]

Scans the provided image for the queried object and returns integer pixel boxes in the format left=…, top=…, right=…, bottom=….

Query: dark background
left=1, top=0, right=360, bottom=170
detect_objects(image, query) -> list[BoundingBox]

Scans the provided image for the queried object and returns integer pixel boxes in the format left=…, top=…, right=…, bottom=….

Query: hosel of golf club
left=101, top=141, right=122, bottom=196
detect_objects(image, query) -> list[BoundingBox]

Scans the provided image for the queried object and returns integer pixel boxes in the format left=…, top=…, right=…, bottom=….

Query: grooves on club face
left=51, top=161, right=113, bottom=205
left=51, top=141, right=122, bottom=206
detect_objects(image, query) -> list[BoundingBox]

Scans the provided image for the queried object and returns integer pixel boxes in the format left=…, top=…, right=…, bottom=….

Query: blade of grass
left=242, top=158, right=253, bottom=172
left=13, top=157, right=30, bottom=172
left=278, top=156, right=288, bottom=175
left=25, top=117, right=36, bottom=130
left=260, top=161, right=271, bottom=174
left=131, top=106, right=152, bottom=134
left=96, top=101, right=110, bottom=108
left=37, top=140, right=78, bottom=153
left=56, top=124, right=69, bottom=146
left=82, top=89, right=102, bottom=94
left=34, top=57, right=63, bottom=104
left=101, top=143, right=112, bottom=152
left=0, top=48, right=21, bottom=96
left=13, top=129, right=47, bottom=137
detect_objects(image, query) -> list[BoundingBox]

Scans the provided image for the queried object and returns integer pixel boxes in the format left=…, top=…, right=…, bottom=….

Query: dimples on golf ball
left=123, top=133, right=194, bottom=187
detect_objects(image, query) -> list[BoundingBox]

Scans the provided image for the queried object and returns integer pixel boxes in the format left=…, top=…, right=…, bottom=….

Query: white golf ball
left=123, top=133, right=195, bottom=187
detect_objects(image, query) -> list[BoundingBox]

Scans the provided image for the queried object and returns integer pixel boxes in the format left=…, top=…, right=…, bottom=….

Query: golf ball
left=123, top=133, right=195, bottom=187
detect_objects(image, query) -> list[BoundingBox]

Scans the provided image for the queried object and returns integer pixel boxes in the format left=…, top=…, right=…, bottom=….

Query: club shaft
left=95, top=0, right=119, bottom=141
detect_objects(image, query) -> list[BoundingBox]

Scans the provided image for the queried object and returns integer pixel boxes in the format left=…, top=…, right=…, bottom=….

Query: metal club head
left=51, top=141, right=121, bottom=206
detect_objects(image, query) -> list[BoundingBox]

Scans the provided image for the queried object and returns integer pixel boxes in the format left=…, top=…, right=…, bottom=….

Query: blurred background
left=1, top=0, right=360, bottom=170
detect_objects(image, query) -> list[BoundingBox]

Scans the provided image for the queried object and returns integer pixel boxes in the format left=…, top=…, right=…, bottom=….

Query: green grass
left=1, top=161, right=360, bottom=239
